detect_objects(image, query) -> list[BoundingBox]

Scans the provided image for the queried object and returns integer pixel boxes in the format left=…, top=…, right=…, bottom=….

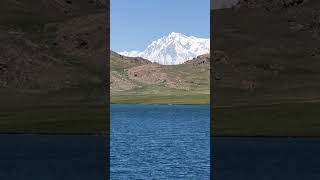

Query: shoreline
left=110, top=94, right=210, bottom=105
left=110, top=102, right=210, bottom=106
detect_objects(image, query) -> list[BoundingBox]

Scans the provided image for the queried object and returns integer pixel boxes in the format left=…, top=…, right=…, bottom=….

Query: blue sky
left=111, top=0, right=210, bottom=52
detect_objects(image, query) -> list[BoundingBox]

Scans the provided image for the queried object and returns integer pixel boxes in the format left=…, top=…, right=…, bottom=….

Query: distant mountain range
left=119, top=32, right=210, bottom=65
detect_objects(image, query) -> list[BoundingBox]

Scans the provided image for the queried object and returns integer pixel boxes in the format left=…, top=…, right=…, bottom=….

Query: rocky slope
left=111, top=51, right=210, bottom=103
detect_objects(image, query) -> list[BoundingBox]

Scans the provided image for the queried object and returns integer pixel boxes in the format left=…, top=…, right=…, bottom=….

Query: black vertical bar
left=210, top=0, right=214, bottom=179
left=105, top=0, right=110, bottom=179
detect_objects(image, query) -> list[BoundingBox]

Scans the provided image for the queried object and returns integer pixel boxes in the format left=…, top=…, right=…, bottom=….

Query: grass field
left=111, top=94, right=209, bottom=105
left=110, top=52, right=210, bottom=104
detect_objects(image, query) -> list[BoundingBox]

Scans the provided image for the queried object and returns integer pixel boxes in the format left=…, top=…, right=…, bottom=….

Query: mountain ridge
left=119, top=32, right=210, bottom=65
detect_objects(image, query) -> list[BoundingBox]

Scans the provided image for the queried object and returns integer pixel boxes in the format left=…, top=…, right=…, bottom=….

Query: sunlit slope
left=111, top=52, right=210, bottom=104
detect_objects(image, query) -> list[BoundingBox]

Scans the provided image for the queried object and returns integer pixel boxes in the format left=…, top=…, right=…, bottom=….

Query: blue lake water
left=110, top=104, right=210, bottom=179
left=0, top=135, right=106, bottom=180
left=213, top=137, right=320, bottom=180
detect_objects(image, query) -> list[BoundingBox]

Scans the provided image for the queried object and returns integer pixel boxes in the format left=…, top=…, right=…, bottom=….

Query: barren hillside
left=111, top=51, right=210, bottom=104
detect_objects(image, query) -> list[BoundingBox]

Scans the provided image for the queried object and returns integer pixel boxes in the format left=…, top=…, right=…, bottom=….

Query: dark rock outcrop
left=184, top=54, right=210, bottom=65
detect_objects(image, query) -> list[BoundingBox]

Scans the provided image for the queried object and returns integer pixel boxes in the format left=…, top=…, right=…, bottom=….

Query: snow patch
left=118, top=32, right=210, bottom=65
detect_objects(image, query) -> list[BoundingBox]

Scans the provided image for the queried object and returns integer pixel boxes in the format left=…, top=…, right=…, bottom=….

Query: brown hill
left=184, top=54, right=210, bottom=65
left=111, top=51, right=210, bottom=104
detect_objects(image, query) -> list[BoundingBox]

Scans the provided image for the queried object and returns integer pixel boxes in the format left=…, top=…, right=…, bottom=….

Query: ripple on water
left=110, top=104, right=210, bottom=180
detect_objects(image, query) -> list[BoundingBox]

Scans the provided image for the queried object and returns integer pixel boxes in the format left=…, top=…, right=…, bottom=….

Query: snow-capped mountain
left=118, top=32, right=210, bottom=65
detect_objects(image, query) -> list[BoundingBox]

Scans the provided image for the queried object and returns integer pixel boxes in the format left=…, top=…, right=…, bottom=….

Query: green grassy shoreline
left=111, top=95, right=210, bottom=105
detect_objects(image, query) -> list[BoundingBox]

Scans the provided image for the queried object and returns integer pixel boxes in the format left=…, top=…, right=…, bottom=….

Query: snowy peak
left=118, top=32, right=210, bottom=65
left=167, top=32, right=188, bottom=39
left=118, top=50, right=141, bottom=57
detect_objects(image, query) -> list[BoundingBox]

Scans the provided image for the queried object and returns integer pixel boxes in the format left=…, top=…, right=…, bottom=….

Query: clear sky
left=111, top=0, right=210, bottom=52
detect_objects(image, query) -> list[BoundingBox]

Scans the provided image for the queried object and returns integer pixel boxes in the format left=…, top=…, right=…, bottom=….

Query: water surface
left=0, top=135, right=106, bottom=180
left=111, top=104, right=210, bottom=179
left=213, top=137, right=320, bottom=180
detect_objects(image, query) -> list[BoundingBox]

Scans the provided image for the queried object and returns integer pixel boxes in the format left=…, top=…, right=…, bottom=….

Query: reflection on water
left=213, top=137, right=320, bottom=180
left=0, top=135, right=106, bottom=180
left=111, top=104, right=210, bottom=179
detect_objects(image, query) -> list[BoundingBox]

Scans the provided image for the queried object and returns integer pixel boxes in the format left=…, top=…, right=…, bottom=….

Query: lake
left=0, top=135, right=106, bottom=180
left=213, top=137, right=320, bottom=180
left=110, top=104, right=210, bottom=179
